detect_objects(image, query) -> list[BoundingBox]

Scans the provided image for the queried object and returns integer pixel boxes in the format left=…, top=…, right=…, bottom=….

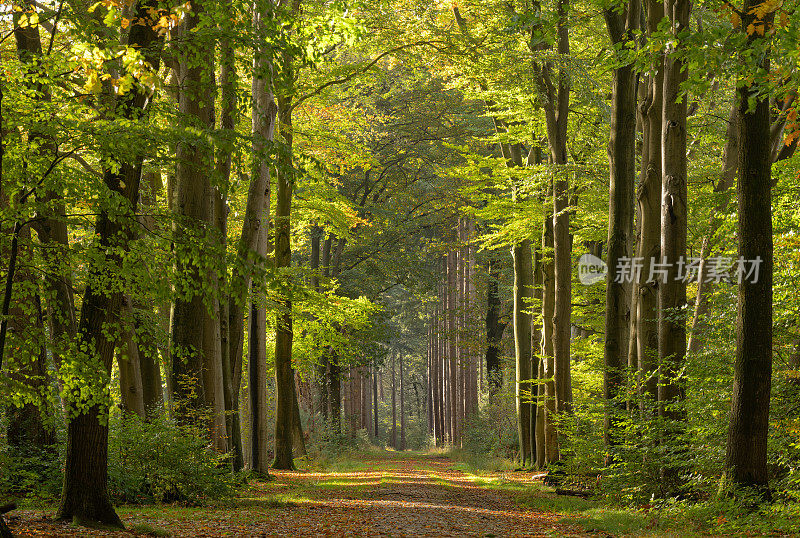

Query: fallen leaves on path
left=8, top=454, right=587, bottom=537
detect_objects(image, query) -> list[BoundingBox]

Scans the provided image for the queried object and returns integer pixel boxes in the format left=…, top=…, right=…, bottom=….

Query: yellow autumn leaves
left=728, top=0, right=789, bottom=36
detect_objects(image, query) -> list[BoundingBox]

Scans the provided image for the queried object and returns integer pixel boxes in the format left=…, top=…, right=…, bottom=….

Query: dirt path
left=8, top=454, right=586, bottom=537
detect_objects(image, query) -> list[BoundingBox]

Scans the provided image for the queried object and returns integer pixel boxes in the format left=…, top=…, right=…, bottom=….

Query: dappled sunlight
left=9, top=455, right=587, bottom=537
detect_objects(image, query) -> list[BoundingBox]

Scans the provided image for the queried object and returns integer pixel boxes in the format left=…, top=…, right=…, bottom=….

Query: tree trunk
left=10, top=0, right=77, bottom=403
left=449, top=250, right=459, bottom=445
left=466, top=225, right=478, bottom=420
left=400, top=354, right=406, bottom=450
left=659, top=0, right=690, bottom=424
left=240, top=0, right=278, bottom=475
left=373, top=361, right=379, bottom=438
left=118, top=299, right=146, bottom=418
left=532, top=246, right=544, bottom=467
left=513, top=240, right=534, bottom=467
left=215, top=10, right=242, bottom=468
left=4, top=225, right=55, bottom=449
left=291, top=369, right=307, bottom=456
left=57, top=0, right=162, bottom=525
left=391, top=352, right=397, bottom=448
left=541, top=210, right=560, bottom=463
left=724, top=3, right=773, bottom=492
left=552, top=166, right=572, bottom=418
left=249, top=224, right=270, bottom=476
left=170, top=0, right=216, bottom=425
left=603, top=0, right=639, bottom=448
left=273, top=92, right=296, bottom=470
left=637, top=0, right=664, bottom=407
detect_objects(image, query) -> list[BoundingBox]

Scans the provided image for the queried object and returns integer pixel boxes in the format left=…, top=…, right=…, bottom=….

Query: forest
left=1, top=0, right=800, bottom=535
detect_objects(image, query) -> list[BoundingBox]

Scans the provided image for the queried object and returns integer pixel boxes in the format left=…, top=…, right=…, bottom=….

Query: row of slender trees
left=426, top=218, right=480, bottom=448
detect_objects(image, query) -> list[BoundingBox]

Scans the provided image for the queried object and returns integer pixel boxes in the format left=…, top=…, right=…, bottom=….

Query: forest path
left=10, top=452, right=588, bottom=537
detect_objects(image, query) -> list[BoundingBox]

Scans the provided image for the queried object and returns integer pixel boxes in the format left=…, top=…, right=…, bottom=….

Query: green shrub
left=107, top=411, right=236, bottom=505
left=311, top=419, right=360, bottom=457
left=0, top=442, right=62, bottom=502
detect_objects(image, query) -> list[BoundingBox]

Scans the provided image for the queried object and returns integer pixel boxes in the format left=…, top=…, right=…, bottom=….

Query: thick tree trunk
left=603, top=0, right=639, bottom=448
left=119, top=299, right=146, bottom=418
left=724, top=4, right=773, bottom=492
left=637, top=0, right=664, bottom=407
left=57, top=0, right=162, bottom=525
left=552, top=174, right=572, bottom=417
left=240, top=0, right=278, bottom=475
left=215, top=15, right=242, bottom=468
left=273, top=93, right=296, bottom=470
left=170, top=0, right=216, bottom=425
left=513, top=240, right=534, bottom=467
left=541, top=212, right=560, bottom=463
left=659, top=0, right=690, bottom=425
left=249, top=224, right=270, bottom=476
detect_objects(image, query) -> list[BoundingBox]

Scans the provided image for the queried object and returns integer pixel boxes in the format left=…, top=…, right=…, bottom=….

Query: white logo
left=578, top=253, right=607, bottom=285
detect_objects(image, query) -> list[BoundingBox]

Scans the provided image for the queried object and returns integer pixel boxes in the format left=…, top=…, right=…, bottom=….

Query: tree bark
left=513, top=240, right=534, bottom=467
left=603, top=0, right=639, bottom=448
left=400, top=354, right=406, bottom=450
left=170, top=0, right=216, bottom=426
left=637, top=0, right=664, bottom=407
left=215, top=9, right=242, bottom=469
left=724, top=3, right=773, bottom=492
left=373, top=361, right=379, bottom=438
left=249, top=222, right=270, bottom=476
left=447, top=251, right=458, bottom=444
left=659, top=0, right=690, bottom=425
left=118, top=299, right=146, bottom=418
left=273, top=92, right=296, bottom=470
left=57, top=0, right=162, bottom=525
left=541, top=209, right=560, bottom=463
left=291, top=369, right=307, bottom=456
left=391, top=352, right=397, bottom=448
left=240, top=0, right=278, bottom=475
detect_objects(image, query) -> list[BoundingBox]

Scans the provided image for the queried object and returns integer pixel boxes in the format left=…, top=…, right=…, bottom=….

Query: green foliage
left=0, top=443, right=62, bottom=503
left=107, top=412, right=237, bottom=505
left=460, top=390, right=519, bottom=464
left=309, top=420, right=365, bottom=459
